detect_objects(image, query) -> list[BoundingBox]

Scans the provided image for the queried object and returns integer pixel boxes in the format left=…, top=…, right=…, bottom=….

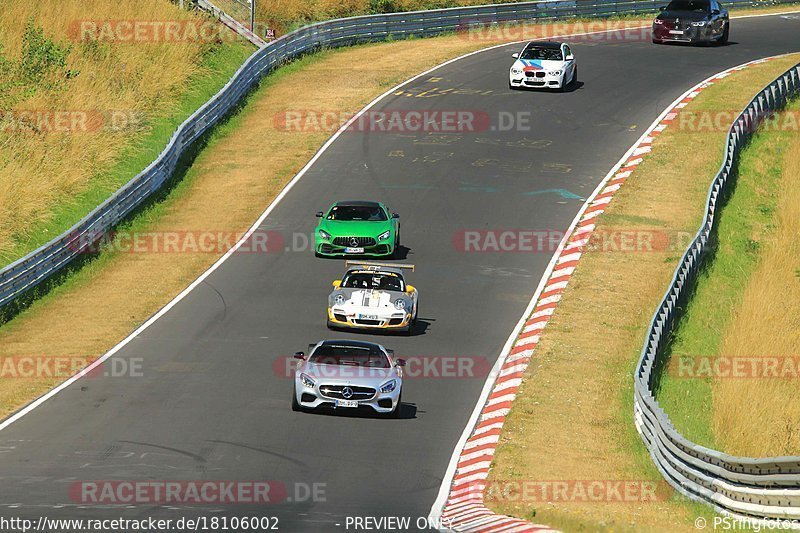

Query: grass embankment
left=485, top=55, right=800, bottom=532
left=657, top=98, right=800, bottom=457
left=0, top=0, right=252, bottom=263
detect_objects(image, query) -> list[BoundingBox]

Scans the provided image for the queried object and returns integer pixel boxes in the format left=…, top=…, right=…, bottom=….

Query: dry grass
left=485, top=55, right=800, bottom=531
left=713, top=113, right=800, bottom=457
left=0, top=0, right=232, bottom=261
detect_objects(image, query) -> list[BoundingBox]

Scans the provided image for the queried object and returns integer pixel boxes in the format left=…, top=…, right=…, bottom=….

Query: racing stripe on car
left=437, top=56, right=776, bottom=533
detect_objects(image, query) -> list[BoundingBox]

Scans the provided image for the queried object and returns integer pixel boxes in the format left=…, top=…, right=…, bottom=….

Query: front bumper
left=510, top=72, right=564, bottom=89
left=327, top=307, right=411, bottom=330
left=295, top=381, right=401, bottom=413
left=652, top=25, right=720, bottom=42
left=315, top=241, right=394, bottom=257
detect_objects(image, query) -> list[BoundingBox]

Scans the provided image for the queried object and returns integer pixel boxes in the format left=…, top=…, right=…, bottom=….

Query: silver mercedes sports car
left=291, top=339, right=405, bottom=417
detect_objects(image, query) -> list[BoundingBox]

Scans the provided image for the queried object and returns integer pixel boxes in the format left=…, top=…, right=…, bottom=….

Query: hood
left=330, top=288, right=410, bottom=309
left=657, top=10, right=709, bottom=21
left=317, top=218, right=392, bottom=237
left=513, top=58, right=566, bottom=72
left=300, top=362, right=397, bottom=386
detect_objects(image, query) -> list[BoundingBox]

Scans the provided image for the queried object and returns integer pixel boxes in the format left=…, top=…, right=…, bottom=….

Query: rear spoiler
left=345, top=260, right=415, bottom=272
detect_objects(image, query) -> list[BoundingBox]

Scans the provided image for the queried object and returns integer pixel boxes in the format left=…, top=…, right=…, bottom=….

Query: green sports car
left=314, top=201, right=400, bottom=258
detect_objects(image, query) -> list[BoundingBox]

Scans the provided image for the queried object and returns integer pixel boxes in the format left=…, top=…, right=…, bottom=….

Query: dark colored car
left=652, top=0, right=729, bottom=45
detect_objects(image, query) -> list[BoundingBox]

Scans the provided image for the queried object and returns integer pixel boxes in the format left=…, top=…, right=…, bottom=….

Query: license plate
left=335, top=399, right=358, bottom=408
left=344, top=247, right=364, bottom=254
left=669, top=29, right=684, bottom=34
left=358, top=314, right=378, bottom=320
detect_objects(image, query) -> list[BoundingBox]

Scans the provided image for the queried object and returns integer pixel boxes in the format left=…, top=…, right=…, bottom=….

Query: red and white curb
left=430, top=55, right=783, bottom=533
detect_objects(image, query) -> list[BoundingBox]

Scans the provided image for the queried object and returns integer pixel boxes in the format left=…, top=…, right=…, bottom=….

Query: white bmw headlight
left=653, top=19, right=664, bottom=25
left=393, top=299, right=406, bottom=310
left=378, top=230, right=391, bottom=241
left=300, top=373, right=316, bottom=388
left=548, top=70, right=562, bottom=76
left=691, top=21, right=706, bottom=26
left=318, top=229, right=331, bottom=240
left=379, top=379, right=397, bottom=393
left=510, top=67, right=522, bottom=75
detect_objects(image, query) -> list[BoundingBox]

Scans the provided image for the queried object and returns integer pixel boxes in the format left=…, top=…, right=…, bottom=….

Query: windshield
left=342, top=272, right=404, bottom=291
left=520, top=47, right=563, bottom=61
left=327, top=205, right=387, bottom=221
left=309, top=344, right=390, bottom=368
left=665, top=0, right=710, bottom=11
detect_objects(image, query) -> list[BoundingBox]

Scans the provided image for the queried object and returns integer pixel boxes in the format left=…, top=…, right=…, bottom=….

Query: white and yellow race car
left=327, top=261, right=418, bottom=335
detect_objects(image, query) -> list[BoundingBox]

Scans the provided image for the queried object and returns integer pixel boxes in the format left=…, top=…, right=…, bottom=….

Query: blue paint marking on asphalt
left=522, top=188, right=584, bottom=200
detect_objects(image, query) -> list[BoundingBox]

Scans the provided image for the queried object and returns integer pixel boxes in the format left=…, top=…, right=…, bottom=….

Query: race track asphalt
left=0, top=12, right=797, bottom=532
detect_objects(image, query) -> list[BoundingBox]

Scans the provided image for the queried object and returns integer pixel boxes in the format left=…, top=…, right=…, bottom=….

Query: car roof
left=334, top=200, right=382, bottom=208
left=524, top=41, right=564, bottom=49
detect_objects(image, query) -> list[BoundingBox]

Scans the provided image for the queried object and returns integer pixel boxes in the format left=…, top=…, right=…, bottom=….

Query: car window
left=666, top=0, right=711, bottom=11
left=564, top=45, right=572, bottom=58
left=520, top=47, right=563, bottom=61
left=309, top=344, right=390, bottom=368
left=327, top=205, right=387, bottom=221
left=342, top=272, right=404, bottom=291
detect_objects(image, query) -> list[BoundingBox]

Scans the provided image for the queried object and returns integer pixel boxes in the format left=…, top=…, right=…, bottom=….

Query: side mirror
left=711, top=9, right=720, bottom=14
left=396, top=359, right=406, bottom=367
left=392, top=213, right=400, bottom=219
left=405, top=284, right=415, bottom=294
left=659, top=5, right=666, bottom=10
left=565, top=54, right=574, bottom=61
left=511, top=52, right=519, bottom=59
left=315, top=211, right=323, bottom=218
left=332, top=279, right=341, bottom=288
left=294, top=352, right=305, bottom=360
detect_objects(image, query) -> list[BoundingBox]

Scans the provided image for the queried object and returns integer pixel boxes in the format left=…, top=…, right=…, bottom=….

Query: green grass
left=652, top=101, right=797, bottom=450
left=3, top=40, right=254, bottom=265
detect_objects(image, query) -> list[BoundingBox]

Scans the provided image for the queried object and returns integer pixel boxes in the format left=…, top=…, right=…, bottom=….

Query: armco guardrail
left=0, top=0, right=794, bottom=306
left=634, top=63, right=800, bottom=524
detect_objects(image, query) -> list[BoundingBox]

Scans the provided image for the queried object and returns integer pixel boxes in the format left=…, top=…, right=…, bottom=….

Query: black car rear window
left=665, top=0, right=711, bottom=11
left=310, top=344, right=390, bottom=368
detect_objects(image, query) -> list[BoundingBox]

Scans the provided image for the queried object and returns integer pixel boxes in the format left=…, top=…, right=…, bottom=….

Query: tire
left=388, top=393, right=403, bottom=419
left=719, top=23, right=729, bottom=45
left=652, top=38, right=663, bottom=44
left=569, top=67, right=578, bottom=90
left=509, top=81, right=518, bottom=91
left=391, top=233, right=401, bottom=259
left=291, top=388, right=302, bottom=412
left=326, top=319, right=336, bottom=330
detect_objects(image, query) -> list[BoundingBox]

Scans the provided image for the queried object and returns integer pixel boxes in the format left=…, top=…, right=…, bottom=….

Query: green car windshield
left=327, top=205, right=387, bottom=221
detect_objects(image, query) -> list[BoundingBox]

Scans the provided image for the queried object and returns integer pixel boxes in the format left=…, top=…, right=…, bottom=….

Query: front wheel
left=652, top=37, right=663, bottom=44
left=388, top=393, right=403, bottom=418
left=719, top=23, right=729, bottom=45
left=291, top=389, right=302, bottom=412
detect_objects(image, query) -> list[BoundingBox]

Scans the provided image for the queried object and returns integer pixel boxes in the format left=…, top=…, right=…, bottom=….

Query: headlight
left=548, top=70, right=562, bottom=76
left=653, top=19, right=664, bottom=25
left=318, top=229, right=331, bottom=240
left=379, top=379, right=396, bottom=393
left=334, top=294, right=345, bottom=305
left=300, top=373, right=316, bottom=388
left=378, top=230, right=391, bottom=241
left=691, top=20, right=706, bottom=26
left=510, top=67, right=522, bottom=75
left=393, top=299, right=406, bottom=310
